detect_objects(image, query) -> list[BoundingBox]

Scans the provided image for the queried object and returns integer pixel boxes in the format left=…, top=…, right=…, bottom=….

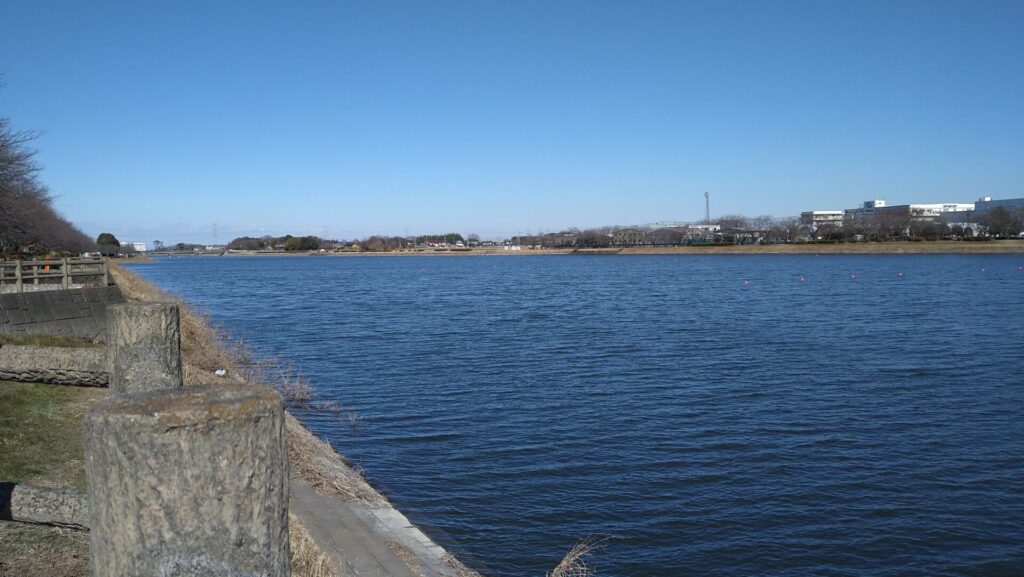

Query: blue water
left=128, top=255, right=1024, bottom=576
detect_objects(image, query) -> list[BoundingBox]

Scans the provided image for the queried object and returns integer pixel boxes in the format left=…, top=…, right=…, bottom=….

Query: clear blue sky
left=2, top=0, right=1022, bottom=243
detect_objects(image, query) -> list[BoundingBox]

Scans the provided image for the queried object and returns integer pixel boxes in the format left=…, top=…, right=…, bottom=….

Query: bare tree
left=1, top=115, right=95, bottom=255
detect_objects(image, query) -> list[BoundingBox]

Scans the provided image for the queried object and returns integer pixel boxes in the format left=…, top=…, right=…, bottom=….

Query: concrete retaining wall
left=0, top=345, right=108, bottom=386
left=0, top=286, right=124, bottom=341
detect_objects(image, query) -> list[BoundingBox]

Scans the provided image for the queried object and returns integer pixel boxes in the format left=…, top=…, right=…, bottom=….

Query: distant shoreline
left=150, top=239, right=1024, bottom=258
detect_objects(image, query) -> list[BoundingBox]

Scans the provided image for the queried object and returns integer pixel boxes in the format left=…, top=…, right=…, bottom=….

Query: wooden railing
left=0, top=258, right=108, bottom=293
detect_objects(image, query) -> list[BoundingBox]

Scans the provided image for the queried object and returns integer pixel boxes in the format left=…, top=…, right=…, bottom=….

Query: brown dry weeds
left=0, top=523, right=89, bottom=577
left=546, top=539, right=605, bottom=577
left=290, top=514, right=337, bottom=577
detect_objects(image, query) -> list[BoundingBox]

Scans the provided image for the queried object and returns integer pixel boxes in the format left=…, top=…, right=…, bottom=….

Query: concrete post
left=14, top=260, right=22, bottom=293
left=83, top=385, right=290, bottom=577
left=61, top=257, right=70, bottom=289
left=106, top=302, right=183, bottom=394
left=0, top=483, right=88, bottom=530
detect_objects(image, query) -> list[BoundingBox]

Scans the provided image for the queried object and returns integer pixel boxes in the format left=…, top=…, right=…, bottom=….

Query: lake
left=127, top=254, right=1024, bottom=577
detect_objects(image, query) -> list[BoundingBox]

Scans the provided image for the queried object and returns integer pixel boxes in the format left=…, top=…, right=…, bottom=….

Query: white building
left=800, top=211, right=844, bottom=233
left=974, top=196, right=1024, bottom=213
left=844, top=199, right=973, bottom=225
left=121, top=241, right=147, bottom=252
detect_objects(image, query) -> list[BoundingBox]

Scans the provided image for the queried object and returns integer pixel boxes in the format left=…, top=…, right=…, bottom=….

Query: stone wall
left=0, top=285, right=125, bottom=341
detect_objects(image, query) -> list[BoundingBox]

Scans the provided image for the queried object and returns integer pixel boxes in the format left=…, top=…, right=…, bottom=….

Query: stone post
left=106, top=302, right=183, bottom=394
left=83, top=385, right=290, bottom=577
left=0, top=483, right=89, bottom=530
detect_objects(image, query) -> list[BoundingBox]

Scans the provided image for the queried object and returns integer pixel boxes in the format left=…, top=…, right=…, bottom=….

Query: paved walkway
left=290, top=479, right=470, bottom=577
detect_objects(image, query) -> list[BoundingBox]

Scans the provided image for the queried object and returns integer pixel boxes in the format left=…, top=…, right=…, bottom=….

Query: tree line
left=226, top=235, right=325, bottom=251
left=1, top=115, right=95, bottom=256
left=508, top=216, right=803, bottom=248
left=215, top=209, right=1024, bottom=254
left=225, top=232, right=472, bottom=252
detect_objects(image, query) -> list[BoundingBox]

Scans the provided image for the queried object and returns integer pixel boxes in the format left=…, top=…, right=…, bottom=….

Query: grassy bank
left=0, top=381, right=103, bottom=577
left=0, top=335, right=100, bottom=348
left=0, top=382, right=106, bottom=491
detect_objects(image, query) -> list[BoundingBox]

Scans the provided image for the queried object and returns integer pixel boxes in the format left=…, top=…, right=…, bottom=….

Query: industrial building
left=798, top=196, right=1024, bottom=237
left=121, top=241, right=147, bottom=252
left=974, top=196, right=1024, bottom=214
left=843, top=199, right=974, bottom=226
left=799, top=211, right=844, bottom=233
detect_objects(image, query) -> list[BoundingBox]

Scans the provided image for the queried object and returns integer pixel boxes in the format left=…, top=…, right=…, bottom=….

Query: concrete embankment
left=0, top=285, right=124, bottom=340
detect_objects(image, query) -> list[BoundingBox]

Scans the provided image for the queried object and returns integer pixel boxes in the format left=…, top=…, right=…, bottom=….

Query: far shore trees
left=1, top=115, right=95, bottom=255
left=227, top=236, right=267, bottom=251
left=227, top=235, right=336, bottom=251
left=96, top=232, right=120, bottom=246
left=283, top=236, right=320, bottom=251
left=362, top=235, right=409, bottom=251
left=415, top=233, right=464, bottom=245
left=981, top=206, right=1024, bottom=237
left=96, top=232, right=121, bottom=256
left=213, top=209, right=1023, bottom=255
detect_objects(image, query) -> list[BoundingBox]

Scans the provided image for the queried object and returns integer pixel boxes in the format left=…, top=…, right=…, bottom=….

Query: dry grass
left=0, top=522, right=89, bottom=577
left=290, top=515, right=336, bottom=577
left=0, top=334, right=100, bottom=348
left=442, top=553, right=485, bottom=577
left=285, top=413, right=382, bottom=504
left=387, top=541, right=427, bottom=577
left=244, top=357, right=313, bottom=406
left=309, top=399, right=344, bottom=417
left=547, top=539, right=605, bottom=577
left=0, top=381, right=108, bottom=490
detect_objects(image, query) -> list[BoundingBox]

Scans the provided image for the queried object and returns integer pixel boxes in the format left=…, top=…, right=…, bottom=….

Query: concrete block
left=0, top=483, right=89, bottom=530
left=106, top=302, right=183, bottom=394
left=83, top=385, right=290, bottom=577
